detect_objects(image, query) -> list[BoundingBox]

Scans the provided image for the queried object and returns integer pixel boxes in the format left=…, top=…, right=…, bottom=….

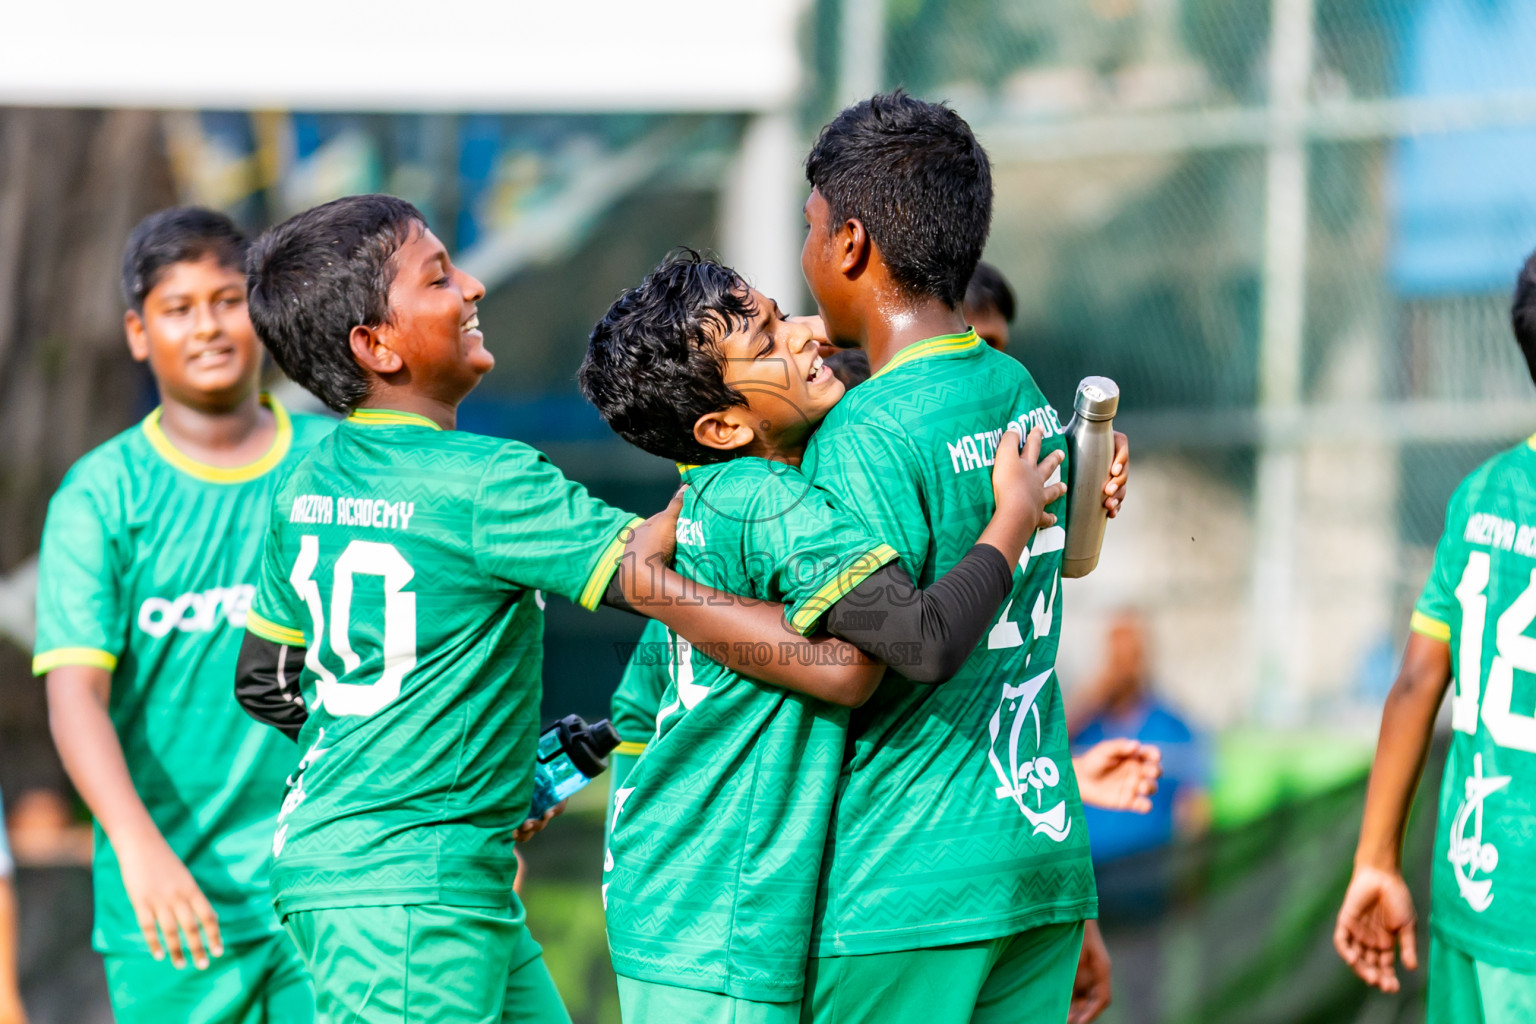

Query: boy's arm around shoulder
left=465, top=440, right=883, bottom=706
left=822, top=427, right=1066, bottom=684
left=604, top=490, right=884, bottom=708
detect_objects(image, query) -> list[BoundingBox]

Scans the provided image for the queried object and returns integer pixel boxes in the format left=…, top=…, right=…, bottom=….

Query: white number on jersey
left=291, top=536, right=418, bottom=717
left=1453, top=552, right=1536, bottom=752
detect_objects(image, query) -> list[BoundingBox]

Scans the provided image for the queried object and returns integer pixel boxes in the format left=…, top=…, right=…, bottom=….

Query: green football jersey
left=611, top=618, right=671, bottom=753
left=1412, top=435, right=1536, bottom=971
left=246, top=408, right=638, bottom=916
left=604, top=458, right=896, bottom=1001
left=800, top=329, right=1097, bottom=956
left=32, top=396, right=332, bottom=952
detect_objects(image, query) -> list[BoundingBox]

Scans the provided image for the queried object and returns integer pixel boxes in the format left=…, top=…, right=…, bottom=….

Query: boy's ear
left=350, top=324, right=404, bottom=376
left=693, top=407, right=756, bottom=454
left=837, top=217, right=871, bottom=277
left=123, top=309, right=150, bottom=363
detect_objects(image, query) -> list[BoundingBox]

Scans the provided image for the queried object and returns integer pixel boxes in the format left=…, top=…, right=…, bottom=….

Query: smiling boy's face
left=376, top=225, right=491, bottom=403
left=699, top=286, right=845, bottom=458
left=126, top=255, right=261, bottom=411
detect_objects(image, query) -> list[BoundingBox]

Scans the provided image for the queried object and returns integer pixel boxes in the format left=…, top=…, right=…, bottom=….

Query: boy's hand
left=618, top=488, right=684, bottom=606
left=1104, top=431, right=1129, bottom=518
left=993, top=426, right=1068, bottom=533
left=1073, top=739, right=1161, bottom=812
left=116, top=829, right=222, bottom=969
left=1334, top=865, right=1418, bottom=993
left=1069, top=920, right=1112, bottom=1024
left=514, top=800, right=567, bottom=843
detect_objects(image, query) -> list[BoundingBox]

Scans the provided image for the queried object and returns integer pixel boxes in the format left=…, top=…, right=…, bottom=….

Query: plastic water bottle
left=528, top=714, right=621, bottom=819
left=1061, top=376, right=1120, bottom=579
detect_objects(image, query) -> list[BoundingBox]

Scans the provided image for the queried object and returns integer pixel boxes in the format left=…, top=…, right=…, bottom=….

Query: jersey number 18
left=1453, top=551, right=1536, bottom=751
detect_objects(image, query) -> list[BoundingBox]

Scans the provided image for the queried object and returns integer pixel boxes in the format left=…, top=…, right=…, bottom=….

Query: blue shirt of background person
left=1069, top=611, right=1212, bottom=863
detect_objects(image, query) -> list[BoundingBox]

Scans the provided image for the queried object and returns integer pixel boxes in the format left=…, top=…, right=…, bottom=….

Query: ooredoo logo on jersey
left=137, top=584, right=255, bottom=638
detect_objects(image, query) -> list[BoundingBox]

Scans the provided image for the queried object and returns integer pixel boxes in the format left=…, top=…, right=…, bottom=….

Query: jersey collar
left=872, top=329, right=983, bottom=379
left=346, top=408, right=443, bottom=431
left=142, top=393, right=293, bottom=485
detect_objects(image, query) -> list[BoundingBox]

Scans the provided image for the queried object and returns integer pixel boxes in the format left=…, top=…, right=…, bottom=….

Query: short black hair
left=246, top=195, right=424, bottom=413
left=121, top=207, right=248, bottom=312
left=1513, top=249, right=1536, bottom=388
left=964, top=261, right=1015, bottom=323
left=580, top=251, right=755, bottom=465
left=806, top=89, right=992, bottom=309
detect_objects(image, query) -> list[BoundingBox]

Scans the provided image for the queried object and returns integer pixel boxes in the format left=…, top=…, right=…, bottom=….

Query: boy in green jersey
left=792, top=92, right=1132, bottom=1023
left=35, top=208, right=331, bottom=1024
left=234, top=196, right=890, bottom=1024
left=605, top=618, right=670, bottom=837
left=1335, top=255, right=1536, bottom=1021
left=581, top=253, right=1075, bottom=1022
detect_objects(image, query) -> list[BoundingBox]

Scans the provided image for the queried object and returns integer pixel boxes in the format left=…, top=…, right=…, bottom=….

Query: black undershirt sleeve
left=235, top=632, right=310, bottom=742
left=824, top=544, right=1015, bottom=685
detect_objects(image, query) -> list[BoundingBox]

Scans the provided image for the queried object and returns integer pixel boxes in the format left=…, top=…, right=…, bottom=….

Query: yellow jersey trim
left=347, top=408, right=443, bottom=430
left=579, top=516, right=645, bottom=611
left=1410, top=611, right=1452, bottom=643
left=246, top=610, right=307, bottom=647
left=872, top=330, right=982, bottom=380
left=142, top=395, right=293, bottom=484
left=33, top=647, right=118, bottom=675
left=615, top=741, right=648, bottom=757
left=1527, top=432, right=1536, bottom=451
left=788, top=544, right=901, bottom=635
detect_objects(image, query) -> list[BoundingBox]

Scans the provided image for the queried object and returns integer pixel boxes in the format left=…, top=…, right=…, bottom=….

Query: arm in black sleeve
left=824, top=544, right=1014, bottom=685
left=235, top=632, right=309, bottom=742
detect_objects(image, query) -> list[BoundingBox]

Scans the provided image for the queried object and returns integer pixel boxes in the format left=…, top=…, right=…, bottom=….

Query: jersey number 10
left=290, top=535, right=418, bottom=717
left=1453, top=551, right=1536, bottom=751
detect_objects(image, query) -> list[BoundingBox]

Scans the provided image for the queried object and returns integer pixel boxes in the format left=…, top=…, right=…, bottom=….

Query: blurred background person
left=963, top=261, right=1015, bottom=352
left=0, top=787, right=29, bottom=1024
left=1069, top=610, right=1211, bottom=864
left=4, top=790, right=91, bottom=869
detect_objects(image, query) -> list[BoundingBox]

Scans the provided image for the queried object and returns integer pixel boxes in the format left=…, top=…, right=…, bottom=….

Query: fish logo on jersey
left=1447, top=752, right=1511, bottom=913
left=986, top=669, right=1070, bottom=842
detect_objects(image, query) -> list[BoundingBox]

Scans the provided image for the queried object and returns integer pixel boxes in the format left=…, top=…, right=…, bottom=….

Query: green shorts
left=1430, top=936, right=1536, bottom=1024
left=282, top=898, right=570, bottom=1024
left=617, top=976, right=798, bottom=1024
left=103, top=929, right=313, bottom=1024
left=800, top=920, right=1085, bottom=1024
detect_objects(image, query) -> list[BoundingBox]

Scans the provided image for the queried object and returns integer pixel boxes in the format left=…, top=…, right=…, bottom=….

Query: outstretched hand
left=1334, top=865, right=1419, bottom=993
left=1073, top=738, right=1161, bottom=813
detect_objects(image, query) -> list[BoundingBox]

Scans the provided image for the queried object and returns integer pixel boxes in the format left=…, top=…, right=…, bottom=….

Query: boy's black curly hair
left=580, top=251, right=757, bottom=465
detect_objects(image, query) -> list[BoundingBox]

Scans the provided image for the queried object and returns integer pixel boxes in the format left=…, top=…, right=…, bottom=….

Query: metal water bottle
left=1061, top=376, right=1120, bottom=579
left=528, top=714, right=621, bottom=819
